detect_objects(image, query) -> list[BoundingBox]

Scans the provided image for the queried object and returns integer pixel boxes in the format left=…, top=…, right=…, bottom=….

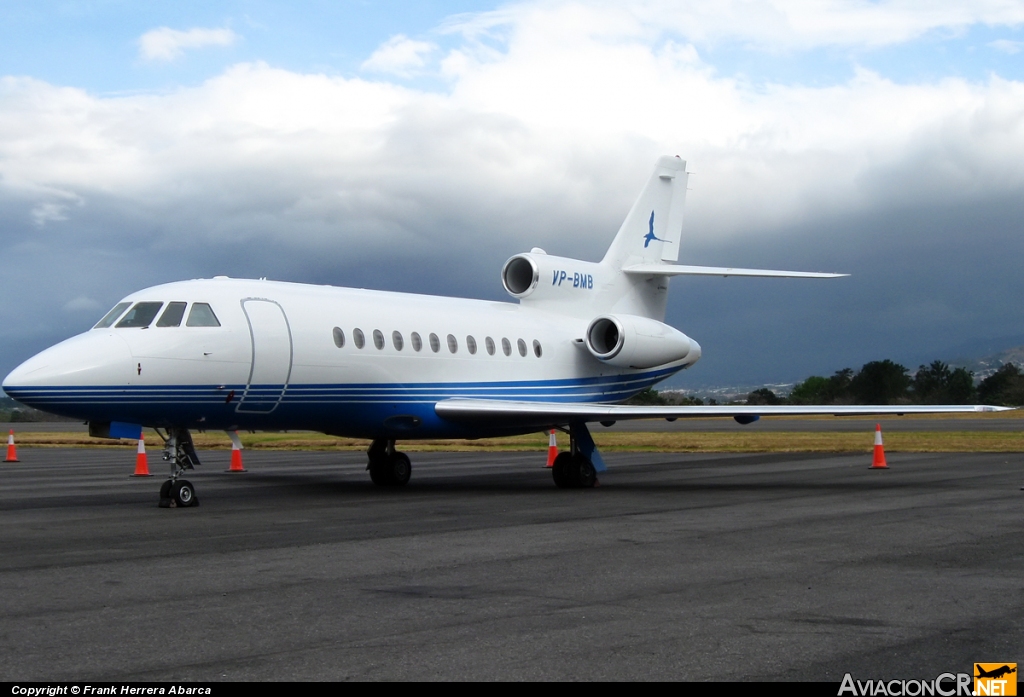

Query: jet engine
left=501, top=251, right=603, bottom=301
left=585, top=314, right=695, bottom=369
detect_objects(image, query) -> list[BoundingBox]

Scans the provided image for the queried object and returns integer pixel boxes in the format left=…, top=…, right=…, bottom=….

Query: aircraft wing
left=435, top=399, right=1012, bottom=429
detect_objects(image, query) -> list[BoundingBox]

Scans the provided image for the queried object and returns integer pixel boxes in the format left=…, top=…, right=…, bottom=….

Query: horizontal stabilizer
left=436, top=399, right=1011, bottom=429
left=623, top=264, right=847, bottom=279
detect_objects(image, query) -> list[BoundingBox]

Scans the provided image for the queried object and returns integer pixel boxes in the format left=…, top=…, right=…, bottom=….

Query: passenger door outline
left=236, top=298, right=293, bottom=414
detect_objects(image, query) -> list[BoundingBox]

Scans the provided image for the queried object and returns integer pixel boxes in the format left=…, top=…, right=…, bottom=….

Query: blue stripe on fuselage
left=5, top=366, right=684, bottom=438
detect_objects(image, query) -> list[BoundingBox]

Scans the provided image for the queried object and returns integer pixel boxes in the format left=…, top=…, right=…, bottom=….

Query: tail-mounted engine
left=502, top=251, right=603, bottom=301
left=501, top=254, right=541, bottom=298
left=585, top=314, right=696, bottom=369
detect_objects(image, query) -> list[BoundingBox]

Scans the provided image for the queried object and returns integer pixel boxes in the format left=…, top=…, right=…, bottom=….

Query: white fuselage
left=3, top=277, right=700, bottom=439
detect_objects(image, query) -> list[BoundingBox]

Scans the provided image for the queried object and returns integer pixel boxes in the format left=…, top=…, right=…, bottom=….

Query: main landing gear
left=550, top=426, right=599, bottom=489
left=551, top=452, right=598, bottom=489
left=157, top=427, right=201, bottom=508
left=366, top=439, right=411, bottom=487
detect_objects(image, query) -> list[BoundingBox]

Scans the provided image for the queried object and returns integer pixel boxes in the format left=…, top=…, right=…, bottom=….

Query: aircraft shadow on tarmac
left=190, top=465, right=946, bottom=499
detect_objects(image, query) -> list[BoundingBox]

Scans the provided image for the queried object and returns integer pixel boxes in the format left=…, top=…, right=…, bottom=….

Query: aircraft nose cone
left=3, top=332, right=133, bottom=406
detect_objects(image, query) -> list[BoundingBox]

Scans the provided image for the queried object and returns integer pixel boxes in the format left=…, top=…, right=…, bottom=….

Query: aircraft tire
left=551, top=452, right=573, bottom=488
left=172, top=480, right=199, bottom=507
left=389, top=452, right=411, bottom=487
left=159, top=480, right=173, bottom=508
left=572, top=455, right=597, bottom=489
left=368, top=458, right=393, bottom=486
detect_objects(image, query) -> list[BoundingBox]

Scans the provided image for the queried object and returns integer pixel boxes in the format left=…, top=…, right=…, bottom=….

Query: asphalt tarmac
left=1, top=447, right=1022, bottom=681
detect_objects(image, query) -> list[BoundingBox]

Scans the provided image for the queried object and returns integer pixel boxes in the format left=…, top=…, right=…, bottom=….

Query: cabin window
left=466, top=335, right=477, bottom=355
left=353, top=328, right=365, bottom=349
left=501, top=338, right=511, bottom=356
left=485, top=337, right=495, bottom=355
left=392, top=331, right=404, bottom=351
left=373, top=329, right=385, bottom=350
left=533, top=339, right=543, bottom=358
left=333, top=327, right=345, bottom=348
left=447, top=334, right=458, bottom=353
left=186, top=303, right=221, bottom=327
left=94, top=302, right=131, bottom=329
left=411, top=332, right=423, bottom=352
left=116, top=302, right=164, bottom=328
left=156, top=302, right=187, bottom=327
left=429, top=333, right=440, bottom=353
left=517, top=338, right=527, bottom=357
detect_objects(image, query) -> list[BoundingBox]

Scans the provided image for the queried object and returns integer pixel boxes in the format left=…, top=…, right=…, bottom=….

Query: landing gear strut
left=366, top=439, right=411, bottom=487
left=551, top=427, right=598, bottom=489
left=157, top=428, right=201, bottom=507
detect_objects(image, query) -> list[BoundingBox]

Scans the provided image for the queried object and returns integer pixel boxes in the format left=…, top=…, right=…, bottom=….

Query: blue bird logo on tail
left=643, top=211, right=670, bottom=248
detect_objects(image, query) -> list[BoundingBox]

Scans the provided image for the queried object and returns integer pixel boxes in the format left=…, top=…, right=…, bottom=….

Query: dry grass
left=8, top=428, right=1024, bottom=453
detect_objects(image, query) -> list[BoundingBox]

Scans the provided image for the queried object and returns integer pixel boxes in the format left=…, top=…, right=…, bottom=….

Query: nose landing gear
left=367, top=439, right=411, bottom=486
left=159, top=478, right=198, bottom=507
left=157, top=428, right=201, bottom=508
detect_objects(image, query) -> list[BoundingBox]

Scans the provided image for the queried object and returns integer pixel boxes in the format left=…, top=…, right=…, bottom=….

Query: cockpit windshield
left=95, top=300, right=221, bottom=329
left=186, top=303, right=221, bottom=327
left=156, top=302, right=187, bottom=327
left=115, top=302, right=164, bottom=328
left=93, top=302, right=132, bottom=329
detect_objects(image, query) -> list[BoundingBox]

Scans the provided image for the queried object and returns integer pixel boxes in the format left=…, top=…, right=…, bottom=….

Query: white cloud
left=0, top=1, right=1022, bottom=267
left=989, top=38, right=1024, bottom=54
left=62, top=296, right=102, bottom=313
left=444, top=1, right=1024, bottom=51
left=138, top=26, right=239, bottom=62
left=361, top=34, right=437, bottom=76
left=30, top=202, right=70, bottom=227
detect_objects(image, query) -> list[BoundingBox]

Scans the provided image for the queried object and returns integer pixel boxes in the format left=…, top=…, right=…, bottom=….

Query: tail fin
left=602, top=156, right=688, bottom=269
left=505, top=156, right=840, bottom=323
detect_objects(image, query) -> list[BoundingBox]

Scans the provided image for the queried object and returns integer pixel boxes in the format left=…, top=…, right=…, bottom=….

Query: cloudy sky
left=2, top=0, right=1024, bottom=389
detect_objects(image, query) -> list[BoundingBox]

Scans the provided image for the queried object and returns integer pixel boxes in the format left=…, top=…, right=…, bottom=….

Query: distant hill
left=0, top=396, right=76, bottom=423
left=665, top=342, right=1024, bottom=398
left=953, top=344, right=1024, bottom=381
left=938, top=333, right=1024, bottom=365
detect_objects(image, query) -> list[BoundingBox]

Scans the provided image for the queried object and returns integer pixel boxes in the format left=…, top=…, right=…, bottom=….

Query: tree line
left=747, top=360, right=1024, bottom=407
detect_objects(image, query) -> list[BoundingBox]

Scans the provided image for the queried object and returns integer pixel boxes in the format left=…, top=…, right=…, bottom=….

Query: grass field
left=7, top=425, right=1024, bottom=453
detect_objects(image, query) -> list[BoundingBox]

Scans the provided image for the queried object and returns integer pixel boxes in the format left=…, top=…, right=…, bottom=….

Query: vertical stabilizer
left=501, top=157, right=690, bottom=321
left=602, top=156, right=688, bottom=269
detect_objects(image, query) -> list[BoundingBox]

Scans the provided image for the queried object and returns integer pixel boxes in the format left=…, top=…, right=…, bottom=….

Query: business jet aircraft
left=3, top=156, right=1006, bottom=506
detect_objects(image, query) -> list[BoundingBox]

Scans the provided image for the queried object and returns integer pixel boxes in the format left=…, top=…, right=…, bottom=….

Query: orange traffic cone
left=4, top=429, right=19, bottom=462
left=131, top=435, right=152, bottom=477
left=226, top=430, right=246, bottom=472
left=545, top=429, right=558, bottom=468
left=870, top=423, right=888, bottom=469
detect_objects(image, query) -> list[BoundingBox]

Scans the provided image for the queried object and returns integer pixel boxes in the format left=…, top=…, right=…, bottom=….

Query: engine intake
left=501, top=255, right=539, bottom=297
left=587, top=316, right=624, bottom=359
left=585, top=314, right=695, bottom=369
